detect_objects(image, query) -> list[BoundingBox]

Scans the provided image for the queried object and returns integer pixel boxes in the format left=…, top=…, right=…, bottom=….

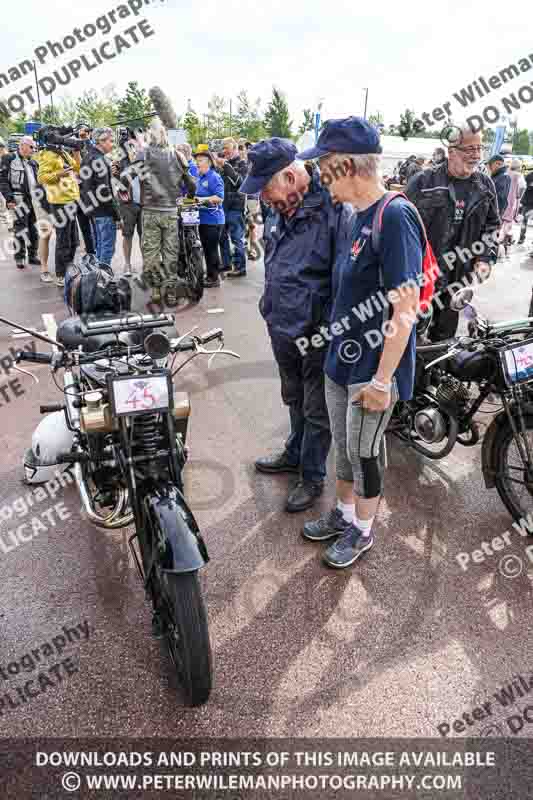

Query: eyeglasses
left=450, top=145, right=483, bottom=155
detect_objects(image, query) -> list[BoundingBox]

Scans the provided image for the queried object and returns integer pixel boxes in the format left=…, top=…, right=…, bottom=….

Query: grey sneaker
left=302, top=508, right=350, bottom=542
left=323, top=525, right=374, bottom=569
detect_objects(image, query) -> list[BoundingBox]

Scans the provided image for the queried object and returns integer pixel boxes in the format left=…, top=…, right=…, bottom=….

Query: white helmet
left=23, top=411, right=74, bottom=484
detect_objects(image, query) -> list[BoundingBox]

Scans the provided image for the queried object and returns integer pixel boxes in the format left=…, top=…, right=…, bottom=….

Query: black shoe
left=323, top=525, right=374, bottom=569
left=227, top=269, right=246, bottom=278
left=286, top=480, right=324, bottom=513
left=255, top=451, right=299, bottom=475
left=518, top=237, right=526, bottom=245
left=303, top=507, right=350, bottom=541
left=15, top=260, right=25, bottom=269
left=151, top=612, right=165, bottom=639
left=28, top=255, right=41, bottom=266
left=204, top=277, right=221, bottom=288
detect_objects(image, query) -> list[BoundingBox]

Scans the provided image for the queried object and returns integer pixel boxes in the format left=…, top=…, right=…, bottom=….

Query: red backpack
left=371, top=191, right=439, bottom=313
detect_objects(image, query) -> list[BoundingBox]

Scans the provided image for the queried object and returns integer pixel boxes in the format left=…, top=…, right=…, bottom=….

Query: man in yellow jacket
left=38, top=147, right=81, bottom=287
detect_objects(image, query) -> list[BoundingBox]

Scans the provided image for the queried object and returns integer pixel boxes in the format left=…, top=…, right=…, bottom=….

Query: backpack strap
left=370, top=191, right=430, bottom=285
left=372, top=190, right=429, bottom=251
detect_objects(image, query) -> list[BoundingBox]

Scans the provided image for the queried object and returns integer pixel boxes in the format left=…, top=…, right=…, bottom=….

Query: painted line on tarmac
left=42, top=314, right=58, bottom=351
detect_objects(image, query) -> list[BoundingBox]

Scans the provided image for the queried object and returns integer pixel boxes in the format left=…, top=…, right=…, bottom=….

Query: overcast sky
left=2, top=0, right=533, bottom=138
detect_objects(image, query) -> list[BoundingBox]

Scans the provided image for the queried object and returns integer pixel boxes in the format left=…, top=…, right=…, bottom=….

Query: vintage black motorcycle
left=7, top=311, right=239, bottom=706
left=389, top=288, right=533, bottom=522
left=175, top=198, right=208, bottom=305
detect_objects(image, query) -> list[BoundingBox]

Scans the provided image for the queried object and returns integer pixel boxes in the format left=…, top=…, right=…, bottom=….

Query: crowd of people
left=389, top=148, right=533, bottom=261
left=0, top=126, right=260, bottom=297
left=0, top=114, right=531, bottom=570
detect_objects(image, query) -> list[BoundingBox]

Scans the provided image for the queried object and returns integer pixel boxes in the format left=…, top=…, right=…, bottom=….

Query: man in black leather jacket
left=80, top=127, right=121, bottom=269
left=406, top=127, right=500, bottom=340
left=0, top=137, right=41, bottom=268
left=221, top=137, right=248, bottom=277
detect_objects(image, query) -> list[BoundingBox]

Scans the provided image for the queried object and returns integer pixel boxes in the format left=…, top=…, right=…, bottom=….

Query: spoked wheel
left=185, top=245, right=205, bottom=304
left=159, top=570, right=212, bottom=706
left=493, top=414, right=533, bottom=521
left=140, top=509, right=212, bottom=706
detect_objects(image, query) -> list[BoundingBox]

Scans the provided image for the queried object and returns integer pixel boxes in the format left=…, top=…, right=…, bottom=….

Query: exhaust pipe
left=74, top=463, right=133, bottom=529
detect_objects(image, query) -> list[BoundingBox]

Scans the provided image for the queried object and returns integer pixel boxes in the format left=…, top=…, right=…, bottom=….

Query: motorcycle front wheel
left=160, top=570, right=212, bottom=706
left=493, top=413, right=533, bottom=522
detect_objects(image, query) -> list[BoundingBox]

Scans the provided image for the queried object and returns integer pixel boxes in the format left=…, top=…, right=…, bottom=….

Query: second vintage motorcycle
left=389, top=288, right=533, bottom=522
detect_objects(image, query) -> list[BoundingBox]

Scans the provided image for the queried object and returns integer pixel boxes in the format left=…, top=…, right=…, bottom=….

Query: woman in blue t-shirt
left=194, top=149, right=225, bottom=288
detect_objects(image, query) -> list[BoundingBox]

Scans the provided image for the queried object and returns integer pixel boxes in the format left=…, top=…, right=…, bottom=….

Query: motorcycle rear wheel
left=493, top=414, right=533, bottom=522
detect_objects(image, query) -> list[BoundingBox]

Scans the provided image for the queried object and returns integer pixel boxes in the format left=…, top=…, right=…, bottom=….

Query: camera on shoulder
left=37, top=125, right=84, bottom=154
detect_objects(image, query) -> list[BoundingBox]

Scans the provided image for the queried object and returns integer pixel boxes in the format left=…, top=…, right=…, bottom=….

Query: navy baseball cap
left=298, top=116, right=382, bottom=161
left=240, top=137, right=298, bottom=194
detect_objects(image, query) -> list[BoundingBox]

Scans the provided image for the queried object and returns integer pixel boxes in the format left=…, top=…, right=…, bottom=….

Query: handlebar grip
left=16, top=351, right=53, bottom=364
left=40, top=404, right=64, bottom=414
left=175, top=340, right=195, bottom=353
left=199, top=328, right=223, bottom=345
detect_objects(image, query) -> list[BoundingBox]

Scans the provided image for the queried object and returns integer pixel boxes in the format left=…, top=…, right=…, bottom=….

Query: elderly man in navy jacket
left=241, top=139, right=352, bottom=512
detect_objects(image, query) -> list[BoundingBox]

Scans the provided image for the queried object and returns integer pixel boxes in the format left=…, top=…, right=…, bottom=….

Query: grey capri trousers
left=325, top=375, right=398, bottom=498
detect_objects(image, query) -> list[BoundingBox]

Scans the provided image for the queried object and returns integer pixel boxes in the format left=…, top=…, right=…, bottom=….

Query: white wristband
left=371, top=377, right=391, bottom=393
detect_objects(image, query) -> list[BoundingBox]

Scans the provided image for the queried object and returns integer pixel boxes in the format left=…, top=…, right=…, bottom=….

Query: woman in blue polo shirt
left=194, top=149, right=225, bottom=288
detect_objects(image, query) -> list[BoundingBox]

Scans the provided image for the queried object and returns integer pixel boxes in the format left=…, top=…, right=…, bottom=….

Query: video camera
left=37, top=125, right=85, bottom=154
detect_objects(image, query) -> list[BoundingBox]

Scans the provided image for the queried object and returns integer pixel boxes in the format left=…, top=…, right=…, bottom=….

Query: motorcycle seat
left=56, top=316, right=143, bottom=353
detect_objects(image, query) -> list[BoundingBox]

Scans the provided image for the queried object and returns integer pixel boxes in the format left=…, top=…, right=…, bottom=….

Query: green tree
left=183, top=108, right=205, bottom=147
left=482, top=127, right=495, bottom=145
left=0, top=100, right=10, bottom=133
left=8, top=112, right=28, bottom=134
left=397, top=108, right=425, bottom=140
left=264, top=87, right=293, bottom=138
left=40, top=104, right=61, bottom=124
left=55, top=97, right=78, bottom=126
left=513, top=128, right=530, bottom=155
left=234, top=90, right=266, bottom=142
left=368, top=111, right=384, bottom=127
left=117, top=81, right=153, bottom=127
left=298, top=108, right=315, bottom=136
left=75, top=89, right=118, bottom=127
left=206, top=94, right=229, bottom=139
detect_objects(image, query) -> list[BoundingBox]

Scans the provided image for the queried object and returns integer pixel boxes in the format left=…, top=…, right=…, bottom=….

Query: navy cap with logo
left=298, top=116, right=382, bottom=161
left=240, top=137, right=298, bottom=194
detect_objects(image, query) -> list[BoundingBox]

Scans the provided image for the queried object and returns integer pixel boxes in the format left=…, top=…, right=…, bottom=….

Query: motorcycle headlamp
left=145, top=332, right=171, bottom=360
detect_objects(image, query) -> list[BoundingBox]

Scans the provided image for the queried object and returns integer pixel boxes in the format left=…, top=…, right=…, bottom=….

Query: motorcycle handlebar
left=16, top=328, right=225, bottom=367
left=16, top=350, right=53, bottom=365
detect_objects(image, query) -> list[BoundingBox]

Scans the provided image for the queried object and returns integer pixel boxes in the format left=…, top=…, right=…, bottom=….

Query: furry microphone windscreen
left=149, top=86, right=178, bottom=130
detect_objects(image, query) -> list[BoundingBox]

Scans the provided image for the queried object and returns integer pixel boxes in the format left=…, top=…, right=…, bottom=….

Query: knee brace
left=360, top=456, right=382, bottom=499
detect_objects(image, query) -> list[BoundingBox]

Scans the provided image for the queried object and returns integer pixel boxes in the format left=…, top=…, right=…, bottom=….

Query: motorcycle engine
left=435, top=376, right=471, bottom=412
left=414, top=377, right=471, bottom=444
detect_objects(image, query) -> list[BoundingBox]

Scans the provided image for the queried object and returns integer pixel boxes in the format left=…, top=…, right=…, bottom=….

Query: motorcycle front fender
left=144, top=486, right=209, bottom=574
